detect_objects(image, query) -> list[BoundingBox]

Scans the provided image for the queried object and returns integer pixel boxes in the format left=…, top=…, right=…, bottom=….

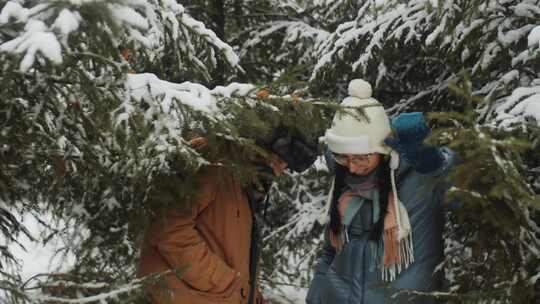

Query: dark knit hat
left=270, top=134, right=318, bottom=172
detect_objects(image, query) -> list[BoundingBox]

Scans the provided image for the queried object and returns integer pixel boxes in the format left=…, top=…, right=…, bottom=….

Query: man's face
left=267, top=152, right=288, bottom=176
left=332, top=153, right=381, bottom=175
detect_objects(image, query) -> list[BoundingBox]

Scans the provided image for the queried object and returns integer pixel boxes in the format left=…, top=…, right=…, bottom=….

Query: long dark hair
left=329, top=156, right=392, bottom=242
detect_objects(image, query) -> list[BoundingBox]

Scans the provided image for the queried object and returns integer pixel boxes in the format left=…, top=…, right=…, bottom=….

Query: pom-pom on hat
left=348, top=78, right=372, bottom=98
left=325, top=79, right=393, bottom=158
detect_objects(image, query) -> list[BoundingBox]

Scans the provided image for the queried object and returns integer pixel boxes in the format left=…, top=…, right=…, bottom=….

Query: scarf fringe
left=381, top=232, right=414, bottom=281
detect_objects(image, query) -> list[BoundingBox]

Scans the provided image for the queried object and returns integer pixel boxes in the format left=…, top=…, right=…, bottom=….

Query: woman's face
left=333, top=153, right=381, bottom=175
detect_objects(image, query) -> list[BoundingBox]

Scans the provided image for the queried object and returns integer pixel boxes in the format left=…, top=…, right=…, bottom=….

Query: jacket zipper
left=245, top=187, right=260, bottom=304
left=361, top=243, right=367, bottom=304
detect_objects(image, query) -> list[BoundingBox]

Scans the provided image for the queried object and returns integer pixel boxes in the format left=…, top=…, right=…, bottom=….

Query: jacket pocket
left=306, top=273, right=326, bottom=304
left=188, top=275, right=242, bottom=302
left=320, top=271, right=352, bottom=304
left=157, top=272, right=241, bottom=303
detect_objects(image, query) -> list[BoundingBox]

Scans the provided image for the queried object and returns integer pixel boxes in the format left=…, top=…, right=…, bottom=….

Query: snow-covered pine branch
left=7, top=269, right=178, bottom=304
left=310, top=0, right=540, bottom=125
left=0, top=0, right=240, bottom=78
left=260, top=162, right=330, bottom=298
left=239, top=20, right=329, bottom=65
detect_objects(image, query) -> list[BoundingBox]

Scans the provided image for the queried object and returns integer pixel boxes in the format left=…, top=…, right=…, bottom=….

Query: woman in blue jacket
left=306, top=79, right=456, bottom=304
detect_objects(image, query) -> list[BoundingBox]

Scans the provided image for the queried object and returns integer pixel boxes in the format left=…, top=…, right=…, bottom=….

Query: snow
left=1, top=1, right=241, bottom=75
left=500, top=70, right=519, bottom=84
left=127, top=74, right=210, bottom=113
left=162, top=0, right=185, bottom=13
left=454, top=19, right=484, bottom=47
left=7, top=214, right=75, bottom=281
left=266, top=286, right=308, bottom=304
left=52, top=9, right=82, bottom=37
left=0, top=1, right=29, bottom=24
left=508, top=93, right=540, bottom=122
left=478, top=42, right=502, bottom=71
left=242, top=21, right=329, bottom=55
left=495, top=84, right=540, bottom=127
left=28, top=280, right=143, bottom=303
left=426, top=14, right=447, bottom=46
left=0, top=19, right=63, bottom=72
left=528, top=25, right=540, bottom=48
left=180, top=12, right=240, bottom=68
left=514, top=2, right=540, bottom=18
left=109, top=4, right=149, bottom=30
left=461, top=47, right=470, bottom=61
left=497, top=25, right=535, bottom=47
left=68, top=0, right=105, bottom=5
left=139, top=25, right=161, bottom=47
left=211, top=82, right=256, bottom=97
left=126, top=73, right=212, bottom=112
left=126, top=73, right=255, bottom=114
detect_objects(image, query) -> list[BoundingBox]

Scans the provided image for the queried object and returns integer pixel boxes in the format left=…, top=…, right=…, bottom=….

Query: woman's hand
left=383, top=112, right=430, bottom=150
left=384, top=112, right=443, bottom=174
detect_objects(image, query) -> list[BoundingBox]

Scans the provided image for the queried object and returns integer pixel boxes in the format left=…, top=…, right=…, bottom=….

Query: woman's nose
left=347, top=162, right=359, bottom=173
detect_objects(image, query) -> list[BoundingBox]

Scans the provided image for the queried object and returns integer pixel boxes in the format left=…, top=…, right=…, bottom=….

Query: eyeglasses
left=332, top=153, right=374, bottom=166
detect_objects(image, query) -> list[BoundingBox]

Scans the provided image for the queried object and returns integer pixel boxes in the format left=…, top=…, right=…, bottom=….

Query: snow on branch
left=7, top=270, right=176, bottom=304
left=0, top=0, right=240, bottom=74
left=529, top=25, right=540, bottom=49
left=311, top=0, right=540, bottom=128
left=243, top=20, right=328, bottom=52
left=238, top=17, right=329, bottom=73
left=0, top=19, right=62, bottom=72
left=491, top=82, right=540, bottom=128
left=114, top=73, right=256, bottom=175
left=177, top=7, right=240, bottom=69
left=311, top=1, right=430, bottom=79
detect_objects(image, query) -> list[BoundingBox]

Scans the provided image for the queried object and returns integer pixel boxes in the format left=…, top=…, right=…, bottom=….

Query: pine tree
left=430, top=75, right=540, bottom=303
left=2, top=0, right=540, bottom=303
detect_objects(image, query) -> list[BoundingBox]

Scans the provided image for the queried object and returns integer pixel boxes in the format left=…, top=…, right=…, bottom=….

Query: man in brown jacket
left=138, top=135, right=317, bottom=304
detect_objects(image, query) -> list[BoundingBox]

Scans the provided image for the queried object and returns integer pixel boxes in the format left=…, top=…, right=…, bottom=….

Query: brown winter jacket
left=138, top=166, right=264, bottom=304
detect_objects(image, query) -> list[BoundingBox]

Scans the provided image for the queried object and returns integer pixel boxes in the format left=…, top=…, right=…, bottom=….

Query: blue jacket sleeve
left=306, top=230, right=335, bottom=304
left=422, top=147, right=457, bottom=177
left=429, top=147, right=462, bottom=211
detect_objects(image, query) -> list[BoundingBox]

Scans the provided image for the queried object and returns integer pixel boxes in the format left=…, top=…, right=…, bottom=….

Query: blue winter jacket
left=306, top=148, right=456, bottom=304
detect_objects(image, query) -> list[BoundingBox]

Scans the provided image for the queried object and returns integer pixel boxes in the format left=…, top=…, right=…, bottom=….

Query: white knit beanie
left=325, top=79, right=393, bottom=157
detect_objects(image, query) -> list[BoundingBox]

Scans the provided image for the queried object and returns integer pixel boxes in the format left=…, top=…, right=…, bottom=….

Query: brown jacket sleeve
left=153, top=170, right=238, bottom=293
